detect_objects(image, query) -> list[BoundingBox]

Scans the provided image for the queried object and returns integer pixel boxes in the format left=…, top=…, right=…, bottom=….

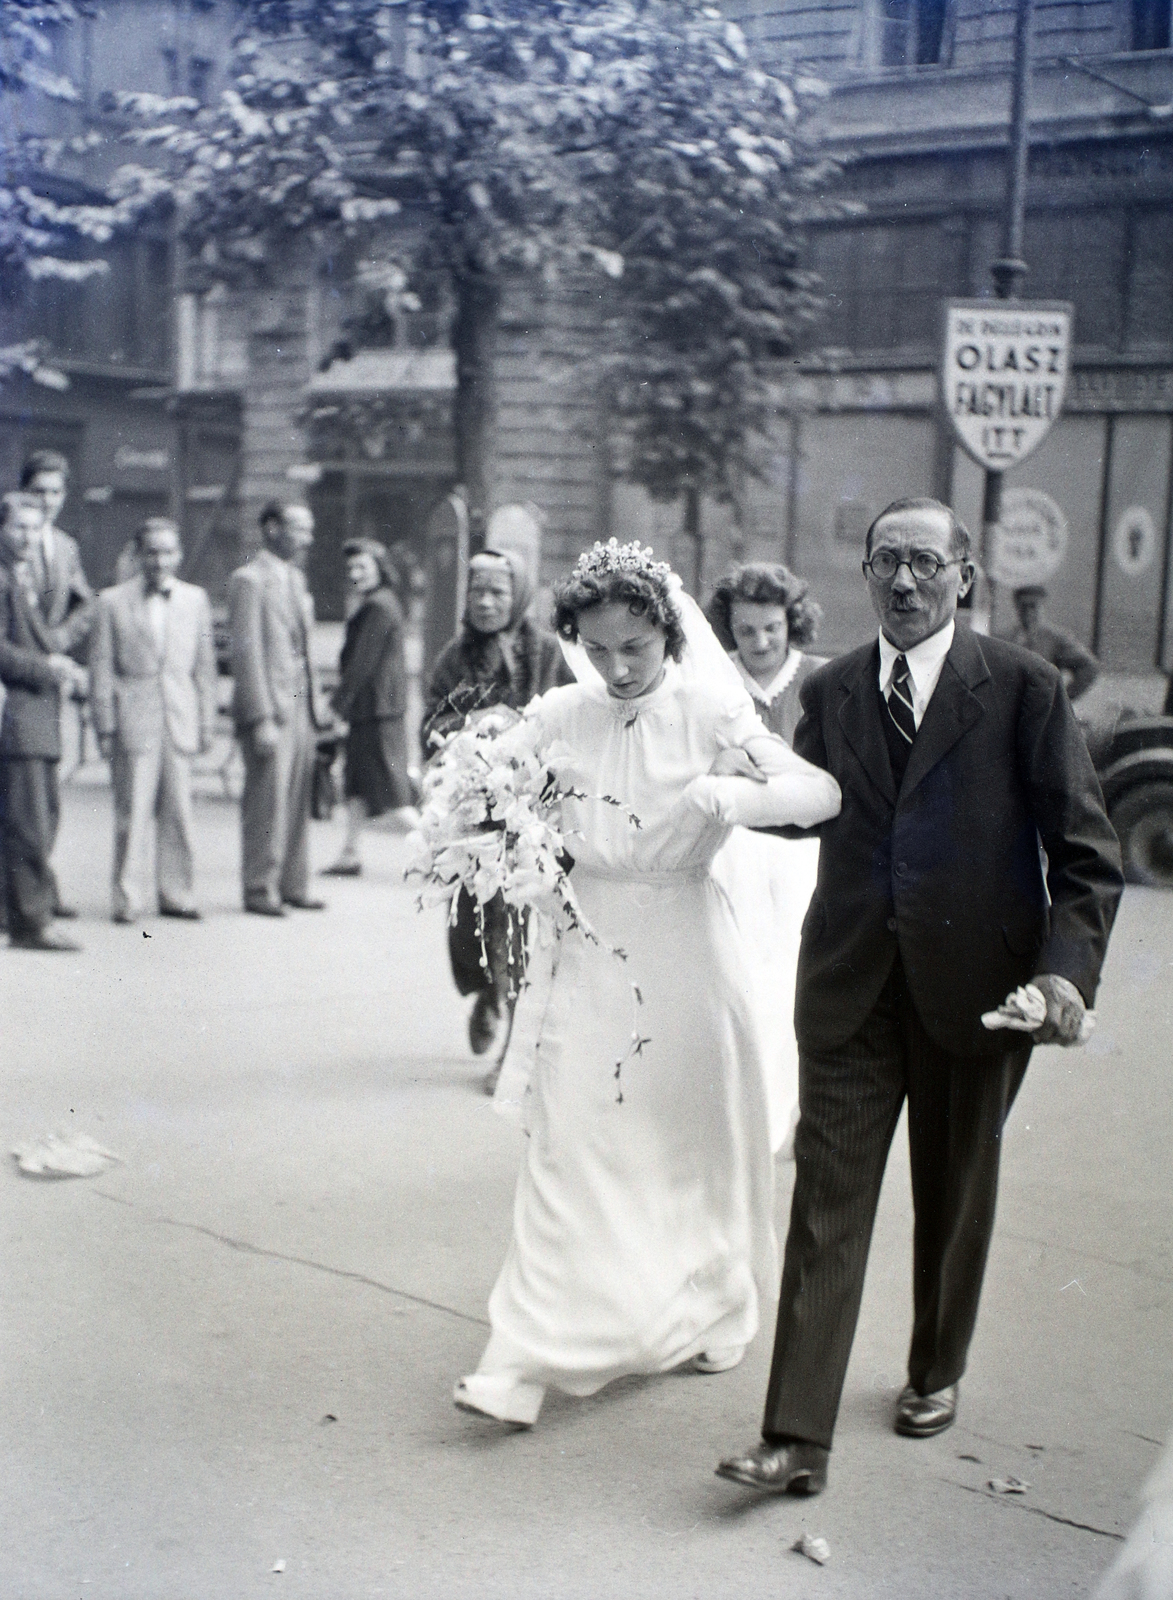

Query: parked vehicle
left=1085, top=714, right=1173, bottom=887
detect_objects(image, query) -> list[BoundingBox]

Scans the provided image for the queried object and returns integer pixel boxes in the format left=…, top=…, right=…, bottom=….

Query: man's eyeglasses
left=862, top=550, right=961, bottom=583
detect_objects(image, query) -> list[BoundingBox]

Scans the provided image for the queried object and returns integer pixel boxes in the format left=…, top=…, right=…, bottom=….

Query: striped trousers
left=763, top=955, right=1030, bottom=1449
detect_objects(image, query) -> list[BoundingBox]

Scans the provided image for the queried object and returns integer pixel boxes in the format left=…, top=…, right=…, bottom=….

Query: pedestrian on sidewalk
left=716, top=497, right=1124, bottom=1499
left=1001, top=584, right=1100, bottom=705
left=20, top=449, right=96, bottom=661
left=423, top=546, right=572, bottom=1065
left=229, top=503, right=332, bottom=917
left=90, top=518, right=217, bottom=923
left=322, top=537, right=418, bottom=878
left=0, top=491, right=89, bottom=952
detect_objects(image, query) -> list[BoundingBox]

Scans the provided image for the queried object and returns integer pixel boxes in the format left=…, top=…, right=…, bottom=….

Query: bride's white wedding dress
left=456, top=660, right=840, bottom=1425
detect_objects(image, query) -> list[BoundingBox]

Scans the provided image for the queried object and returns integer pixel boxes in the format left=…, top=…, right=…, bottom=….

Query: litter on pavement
left=792, top=1533, right=831, bottom=1565
left=11, top=1131, right=122, bottom=1179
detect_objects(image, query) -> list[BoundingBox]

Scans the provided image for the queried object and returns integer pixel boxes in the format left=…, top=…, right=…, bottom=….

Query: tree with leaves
left=0, top=0, right=144, bottom=385
left=117, top=1, right=832, bottom=543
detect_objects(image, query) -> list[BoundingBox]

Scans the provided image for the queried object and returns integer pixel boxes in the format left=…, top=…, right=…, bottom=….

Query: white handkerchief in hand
left=981, top=983, right=1096, bottom=1042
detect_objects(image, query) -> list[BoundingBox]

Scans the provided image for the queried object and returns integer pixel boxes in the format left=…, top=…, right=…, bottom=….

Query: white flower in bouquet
left=406, top=704, right=634, bottom=958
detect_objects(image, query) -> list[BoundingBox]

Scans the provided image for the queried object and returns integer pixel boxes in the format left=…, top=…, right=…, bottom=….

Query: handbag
left=311, top=737, right=340, bottom=821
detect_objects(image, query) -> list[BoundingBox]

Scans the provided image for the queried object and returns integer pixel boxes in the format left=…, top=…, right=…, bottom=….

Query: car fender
left=1100, top=747, right=1173, bottom=810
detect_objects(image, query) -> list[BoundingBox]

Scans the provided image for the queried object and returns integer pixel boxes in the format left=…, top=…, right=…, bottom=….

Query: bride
left=453, top=541, right=841, bottom=1427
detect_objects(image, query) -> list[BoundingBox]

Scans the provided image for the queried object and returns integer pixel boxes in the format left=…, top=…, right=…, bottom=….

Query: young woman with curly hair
left=707, top=561, right=829, bottom=1158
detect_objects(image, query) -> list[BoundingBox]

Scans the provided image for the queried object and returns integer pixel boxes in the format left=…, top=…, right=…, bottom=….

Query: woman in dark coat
left=323, top=538, right=417, bottom=876
left=423, top=546, right=573, bottom=1075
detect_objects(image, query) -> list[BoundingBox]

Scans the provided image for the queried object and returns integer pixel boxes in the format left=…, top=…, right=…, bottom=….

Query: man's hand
left=709, top=745, right=768, bottom=783
left=252, top=717, right=279, bottom=753
left=97, top=733, right=114, bottom=762
left=46, top=652, right=78, bottom=686
left=1031, top=973, right=1087, bottom=1046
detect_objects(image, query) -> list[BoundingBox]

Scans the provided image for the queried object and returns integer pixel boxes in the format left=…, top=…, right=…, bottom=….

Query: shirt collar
left=878, top=619, right=955, bottom=694
left=735, top=649, right=803, bottom=705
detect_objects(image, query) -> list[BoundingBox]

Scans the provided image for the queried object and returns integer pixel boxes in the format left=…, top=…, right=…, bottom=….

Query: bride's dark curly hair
left=552, top=568, right=687, bottom=661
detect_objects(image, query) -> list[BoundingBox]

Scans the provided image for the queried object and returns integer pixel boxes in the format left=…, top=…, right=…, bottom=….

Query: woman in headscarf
left=323, top=538, right=418, bottom=877
left=423, top=546, right=573, bottom=1073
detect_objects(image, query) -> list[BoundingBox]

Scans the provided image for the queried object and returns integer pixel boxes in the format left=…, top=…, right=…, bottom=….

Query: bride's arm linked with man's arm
left=685, top=734, right=842, bottom=831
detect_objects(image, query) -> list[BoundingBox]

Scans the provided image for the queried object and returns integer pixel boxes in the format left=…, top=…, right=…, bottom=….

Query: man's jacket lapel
left=837, top=643, right=897, bottom=807
left=13, top=576, right=57, bottom=654
left=900, top=626, right=989, bottom=795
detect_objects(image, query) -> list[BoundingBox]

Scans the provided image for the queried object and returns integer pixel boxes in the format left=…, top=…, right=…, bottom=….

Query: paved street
left=2, top=778, right=1171, bottom=1599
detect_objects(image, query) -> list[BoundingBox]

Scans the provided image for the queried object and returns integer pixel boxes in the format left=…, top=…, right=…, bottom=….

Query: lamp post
left=979, top=0, right=1036, bottom=603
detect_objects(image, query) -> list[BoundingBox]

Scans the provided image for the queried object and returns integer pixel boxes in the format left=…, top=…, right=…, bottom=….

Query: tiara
left=572, top=538, right=671, bottom=583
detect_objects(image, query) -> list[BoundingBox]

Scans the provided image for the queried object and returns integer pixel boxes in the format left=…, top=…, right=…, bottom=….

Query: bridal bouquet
left=406, top=705, right=629, bottom=970
left=406, top=706, right=648, bottom=1098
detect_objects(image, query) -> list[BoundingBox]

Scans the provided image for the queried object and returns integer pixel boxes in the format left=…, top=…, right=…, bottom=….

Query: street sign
left=988, top=487, right=1068, bottom=585
left=941, top=300, right=1073, bottom=471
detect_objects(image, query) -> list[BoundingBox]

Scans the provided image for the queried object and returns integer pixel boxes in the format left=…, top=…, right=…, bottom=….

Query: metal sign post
left=940, top=0, right=1075, bottom=624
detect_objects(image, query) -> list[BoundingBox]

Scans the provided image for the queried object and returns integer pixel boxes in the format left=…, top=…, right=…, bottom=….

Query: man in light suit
left=717, top=498, right=1124, bottom=1497
left=229, top=502, right=328, bottom=916
left=0, top=492, right=89, bottom=951
left=90, top=518, right=217, bottom=923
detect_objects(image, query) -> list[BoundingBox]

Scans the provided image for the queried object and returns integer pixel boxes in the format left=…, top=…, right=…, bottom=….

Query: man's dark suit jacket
left=0, top=562, right=64, bottom=759
left=792, top=626, right=1124, bottom=1058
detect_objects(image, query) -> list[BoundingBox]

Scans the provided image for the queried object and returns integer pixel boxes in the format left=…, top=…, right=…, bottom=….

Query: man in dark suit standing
left=717, top=497, right=1124, bottom=1496
left=20, top=450, right=95, bottom=656
left=0, top=492, right=90, bottom=951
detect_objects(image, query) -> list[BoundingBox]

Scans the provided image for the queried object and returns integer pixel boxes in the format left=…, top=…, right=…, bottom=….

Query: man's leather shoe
left=160, top=905, right=202, bottom=921
left=715, top=1438, right=828, bottom=1495
left=112, top=909, right=136, bottom=925
left=894, top=1383, right=957, bottom=1438
left=283, top=896, right=326, bottom=910
left=53, top=904, right=79, bottom=919
left=245, top=898, right=286, bottom=917
left=321, top=861, right=361, bottom=877
left=10, top=929, right=82, bottom=952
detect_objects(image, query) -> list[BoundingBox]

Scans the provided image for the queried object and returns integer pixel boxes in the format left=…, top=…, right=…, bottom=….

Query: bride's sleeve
left=686, top=731, right=841, bottom=830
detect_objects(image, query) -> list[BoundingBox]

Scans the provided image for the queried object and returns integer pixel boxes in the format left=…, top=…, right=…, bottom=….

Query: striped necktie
left=887, top=653, right=917, bottom=748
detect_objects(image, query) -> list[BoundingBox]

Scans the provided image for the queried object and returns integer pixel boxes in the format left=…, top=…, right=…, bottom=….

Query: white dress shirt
left=145, top=581, right=172, bottom=655
left=877, top=620, right=955, bottom=730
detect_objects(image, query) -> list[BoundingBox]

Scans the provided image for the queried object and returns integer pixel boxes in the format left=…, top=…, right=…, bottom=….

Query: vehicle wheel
left=1110, top=782, right=1173, bottom=887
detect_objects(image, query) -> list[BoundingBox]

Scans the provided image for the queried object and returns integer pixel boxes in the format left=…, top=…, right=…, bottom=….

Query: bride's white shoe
left=453, top=1373, right=545, bottom=1427
left=691, top=1344, right=747, bottom=1374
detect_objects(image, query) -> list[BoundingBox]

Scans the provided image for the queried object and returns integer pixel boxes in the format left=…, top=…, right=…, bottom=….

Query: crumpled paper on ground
left=792, top=1533, right=830, bottom=1565
left=11, top=1131, right=122, bottom=1179
left=988, top=1475, right=1031, bottom=1495
left=981, top=983, right=1096, bottom=1043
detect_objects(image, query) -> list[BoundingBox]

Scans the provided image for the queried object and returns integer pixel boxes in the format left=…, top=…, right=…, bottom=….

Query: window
left=809, top=220, right=963, bottom=351
left=877, top=0, right=953, bottom=67
left=1132, top=0, right=1172, bottom=50
left=1126, top=209, right=1173, bottom=349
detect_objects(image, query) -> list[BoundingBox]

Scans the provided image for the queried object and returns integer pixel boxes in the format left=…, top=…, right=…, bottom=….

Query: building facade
left=725, top=0, right=1173, bottom=670
left=3, top=0, right=1172, bottom=670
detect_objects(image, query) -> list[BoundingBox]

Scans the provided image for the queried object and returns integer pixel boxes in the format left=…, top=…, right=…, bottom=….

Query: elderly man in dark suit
left=0, top=492, right=90, bottom=951
left=717, top=496, right=1124, bottom=1497
left=229, top=502, right=329, bottom=916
